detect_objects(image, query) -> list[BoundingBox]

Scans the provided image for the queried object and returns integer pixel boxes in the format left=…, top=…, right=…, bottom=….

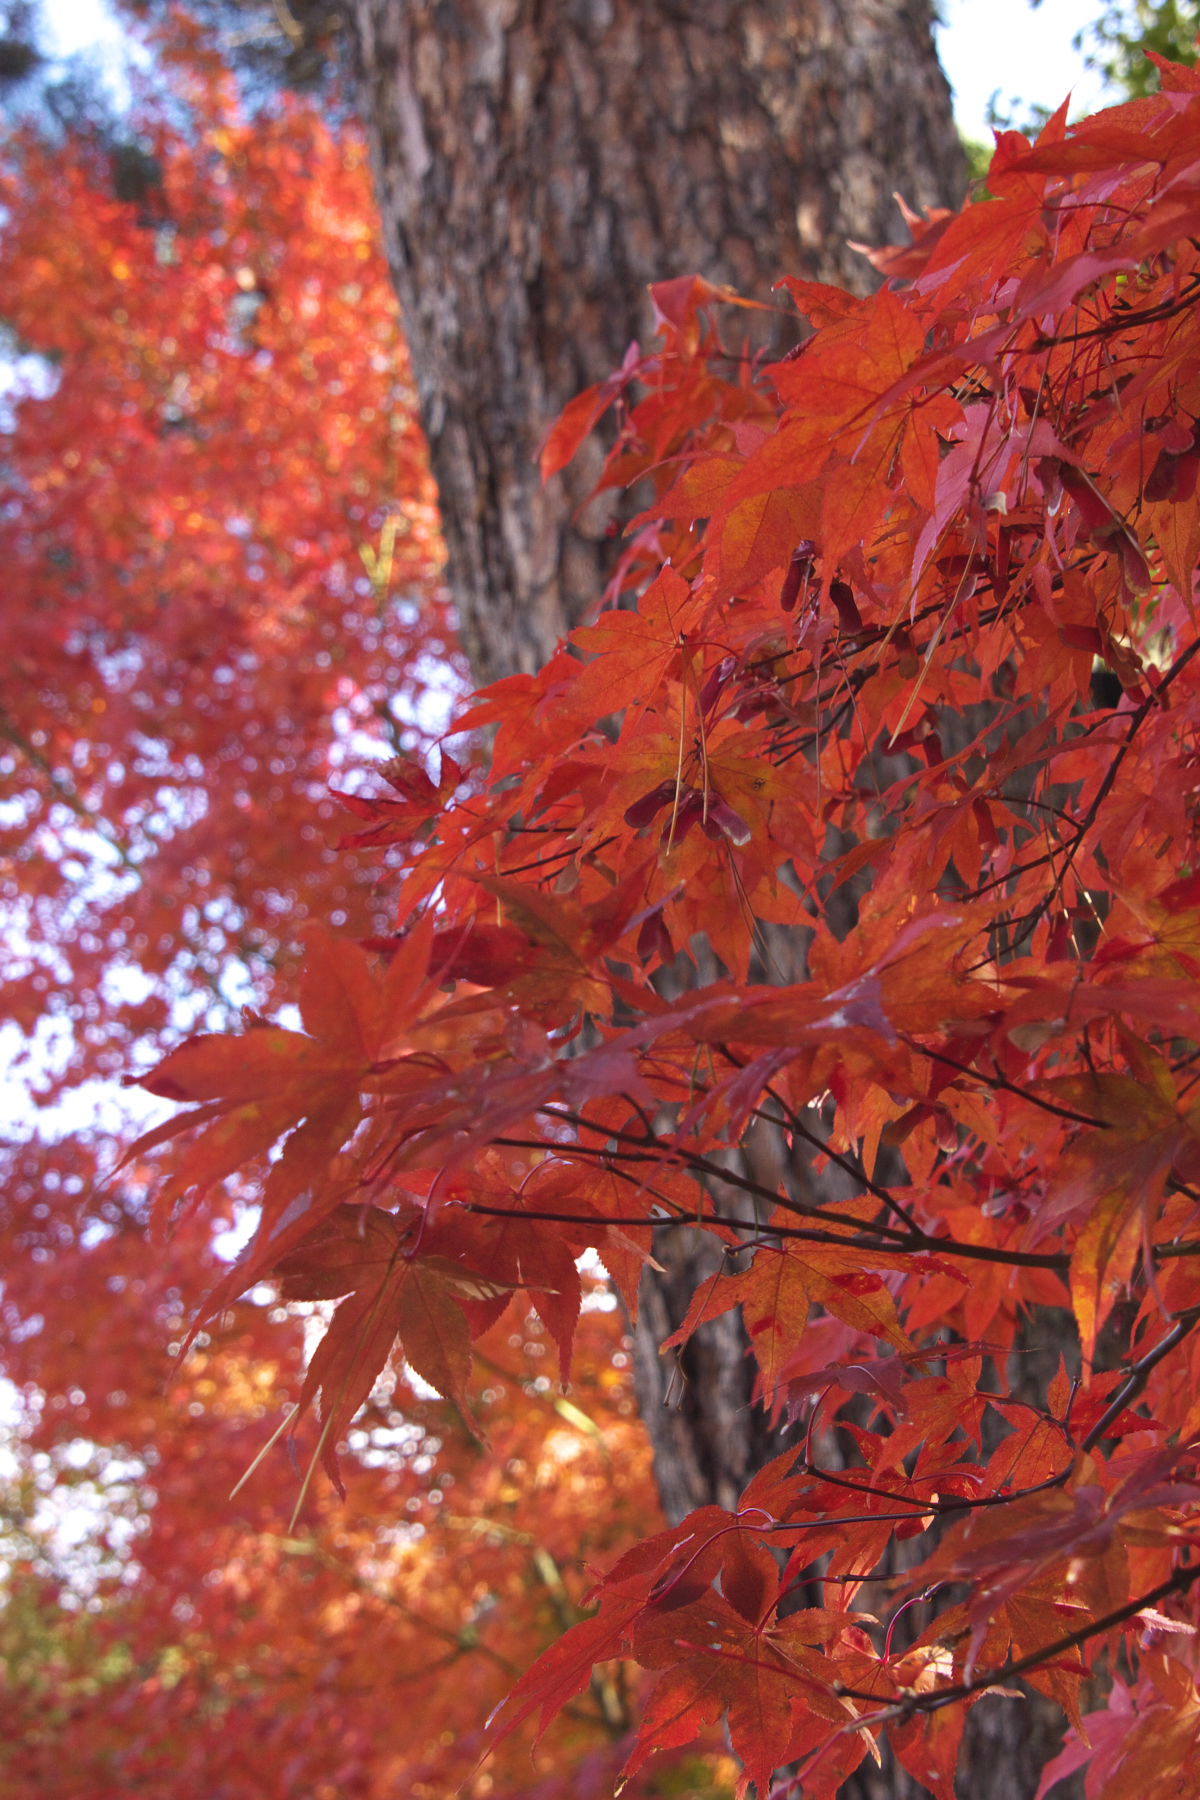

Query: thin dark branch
left=527, top=1118, right=1069, bottom=1268
left=902, top=1037, right=1110, bottom=1129
left=792, top=1455, right=1071, bottom=1517
left=1030, top=275, right=1200, bottom=349
left=1081, top=1308, right=1200, bottom=1452
left=923, top=1559, right=1200, bottom=1713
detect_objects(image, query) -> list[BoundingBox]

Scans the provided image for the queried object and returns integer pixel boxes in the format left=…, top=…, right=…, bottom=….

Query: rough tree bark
left=335, top=8, right=1061, bottom=1795
left=341, top=0, right=964, bottom=679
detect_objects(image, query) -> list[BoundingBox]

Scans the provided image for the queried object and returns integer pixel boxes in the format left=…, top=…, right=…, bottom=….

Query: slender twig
left=902, top=1038, right=1110, bottom=1129
left=1081, top=1307, right=1200, bottom=1453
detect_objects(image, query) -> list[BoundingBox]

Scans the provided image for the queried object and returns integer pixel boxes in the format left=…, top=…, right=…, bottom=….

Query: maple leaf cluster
left=121, top=58, right=1200, bottom=1796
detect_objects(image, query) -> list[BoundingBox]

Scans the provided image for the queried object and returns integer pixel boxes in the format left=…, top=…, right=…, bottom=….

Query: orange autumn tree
left=0, top=1201, right=663, bottom=1800
left=120, top=57, right=1200, bottom=1798
left=0, top=19, right=673, bottom=1800
left=0, top=13, right=451, bottom=1097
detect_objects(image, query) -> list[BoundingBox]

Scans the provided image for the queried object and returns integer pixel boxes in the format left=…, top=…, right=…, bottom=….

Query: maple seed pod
left=780, top=539, right=816, bottom=612
left=624, top=780, right=677, bottom=830
left=700, top=797, right=753, bottom=847
left=828, top=579, right=862, bottom=633
left=669, top=789, right=706, bottom=841
left=1146, top=422, right=1200, bottom=503
left=699, top=654, right=738, bottom=713
left=636, top=909, right=674, bottom=965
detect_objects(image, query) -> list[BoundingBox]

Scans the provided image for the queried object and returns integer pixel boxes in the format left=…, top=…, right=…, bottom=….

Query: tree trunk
left=337, top=8, right=1064, bottom=1795
left=341, top=0, right=964, bottom=678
